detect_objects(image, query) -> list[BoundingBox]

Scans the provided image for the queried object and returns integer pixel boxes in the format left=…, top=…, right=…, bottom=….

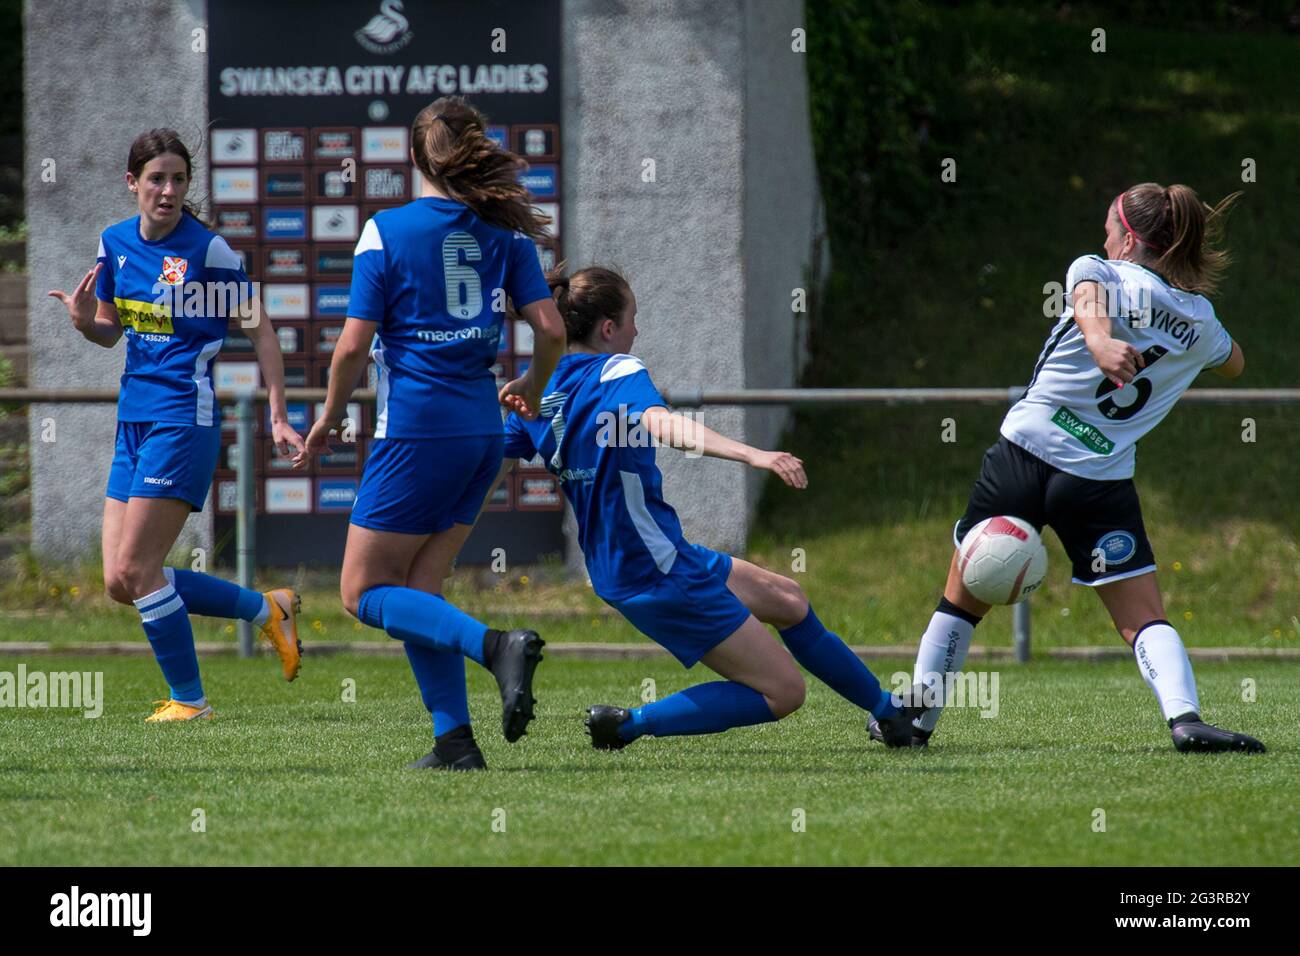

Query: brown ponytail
left=545, top=263, right=632, bottom=345
left=411, top=96, right=550, bottom=239
left=1117, top=182, right=1240, bottom=295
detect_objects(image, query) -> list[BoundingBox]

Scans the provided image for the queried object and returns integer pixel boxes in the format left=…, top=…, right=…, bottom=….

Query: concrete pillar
left=25, top=0, right=211, bottom=562
left=561, top=0, right=819, bottom=555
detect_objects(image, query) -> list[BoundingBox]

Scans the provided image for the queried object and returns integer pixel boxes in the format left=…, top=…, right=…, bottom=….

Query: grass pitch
left=1, top=654, right=1294, bottom=866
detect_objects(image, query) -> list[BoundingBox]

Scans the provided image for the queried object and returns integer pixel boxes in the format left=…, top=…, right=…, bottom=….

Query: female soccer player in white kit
left=876, top=182, right=1265, bottom=753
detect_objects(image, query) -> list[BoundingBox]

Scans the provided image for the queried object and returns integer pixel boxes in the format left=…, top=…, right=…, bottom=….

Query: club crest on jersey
left=1095, top=531, right=1137, bottom=566
left=158, top=257, right=188, bottom=286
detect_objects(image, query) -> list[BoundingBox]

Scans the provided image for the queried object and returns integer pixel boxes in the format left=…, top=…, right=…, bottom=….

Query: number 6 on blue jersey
left=442, top=231, right=482, bottom=319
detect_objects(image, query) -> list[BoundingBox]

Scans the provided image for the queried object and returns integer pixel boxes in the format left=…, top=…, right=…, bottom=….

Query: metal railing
left=5, top=385, right=1299, bottom=661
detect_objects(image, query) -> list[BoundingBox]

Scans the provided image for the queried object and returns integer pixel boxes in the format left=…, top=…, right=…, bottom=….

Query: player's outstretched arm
left=243, top=292, right=306, bottom=458
left=640, top=406, right=807, bottom=489
left=1073, top=279, right=1144, bottom=388
left=1211, top=340, right=1245, bottom=379
left=48, top=263, right=123, bottom=348
left=293, top=316, right=376, bottom=469
left=500, top=297, right=566, bottom=419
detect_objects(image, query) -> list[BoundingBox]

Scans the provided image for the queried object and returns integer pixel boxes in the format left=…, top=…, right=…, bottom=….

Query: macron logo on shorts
left=142, top=476, right=174, bottom=487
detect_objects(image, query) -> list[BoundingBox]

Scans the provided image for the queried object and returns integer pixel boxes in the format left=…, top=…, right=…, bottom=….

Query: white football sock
left=1133, top=622, right=1199, bottom=721
left=252, top=597, right=271, bottom=627
left=912, top=608, right=977, bottom=733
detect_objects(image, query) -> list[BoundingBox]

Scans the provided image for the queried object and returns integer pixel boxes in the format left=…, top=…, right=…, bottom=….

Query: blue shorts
left=106, top=421, right=220, bottom=511
left=350, top=434, right=504, bottom=535
left=604, top=544, right=750, bottom=668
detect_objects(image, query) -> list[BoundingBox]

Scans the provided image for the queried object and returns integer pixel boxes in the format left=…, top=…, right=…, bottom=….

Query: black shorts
left=954, top=437, right=1157, bottom=586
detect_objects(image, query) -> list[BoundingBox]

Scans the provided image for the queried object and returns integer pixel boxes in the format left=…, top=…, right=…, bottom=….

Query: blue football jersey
left=348, top=197, right=551, bottom=439
left=95, top=212, right=252, bottom=426
left=503, top=352, right=684, bottom=601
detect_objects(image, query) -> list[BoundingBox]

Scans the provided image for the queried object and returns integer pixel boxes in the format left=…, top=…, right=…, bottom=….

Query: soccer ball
left=958, top=515, right=1048, bottom=605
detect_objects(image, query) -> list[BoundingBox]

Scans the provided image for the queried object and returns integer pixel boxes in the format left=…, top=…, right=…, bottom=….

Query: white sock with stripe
left=911, top=598, right=982, bottom=733
left=1132, top=621, right=1199, bottom=721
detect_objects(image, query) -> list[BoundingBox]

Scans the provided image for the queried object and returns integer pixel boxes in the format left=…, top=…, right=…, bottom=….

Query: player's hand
left=1088, top=335, right=1144, bottom=388
left=499, top=374, right=543, bottom=420
left=47, top=263, right=102, bottom=332
left=270, top=419, right=306, bottom=461
left=291, top=416, right=339, bottom=470
left=751, top=450, right=807, bottom=489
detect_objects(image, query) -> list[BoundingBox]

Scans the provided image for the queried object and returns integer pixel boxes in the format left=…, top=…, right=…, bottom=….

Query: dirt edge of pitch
left=0, top=642, right=1297, bottom=661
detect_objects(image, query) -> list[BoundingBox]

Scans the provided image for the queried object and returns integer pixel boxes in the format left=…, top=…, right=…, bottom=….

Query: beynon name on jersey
left=1125, top=306, right=1201, bottom=350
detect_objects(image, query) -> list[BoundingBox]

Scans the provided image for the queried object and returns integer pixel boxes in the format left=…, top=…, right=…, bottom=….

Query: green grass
left=0, top=655, right=1295, bottom=865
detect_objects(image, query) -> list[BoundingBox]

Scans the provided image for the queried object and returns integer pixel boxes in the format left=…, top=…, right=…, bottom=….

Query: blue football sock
left=135, top=584, right=204, bottom=703
left=164, top=567, right=266, bottom=622
left=779, top=607, right=898, bottom=718
left=404, top=642, right=471, bottom=736
left=355, top=586, right=487, bottom=665
left=621, top=681, right=776, bottom=741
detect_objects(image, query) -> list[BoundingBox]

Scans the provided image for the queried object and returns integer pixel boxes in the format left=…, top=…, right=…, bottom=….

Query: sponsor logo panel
left=263, top=207, right=308, bottom=241
left=311, top=127, right=359, bottom=163
left=519, top=164, right=557, bottom=199
left=512, top=124, right=558, bottom=161
left=215, top=207, right=258, bottom=241
left=265, top=477, right=313, bottom=514
left=314, top=285, right=351, bottom=318
left=262, top=167, right=308, bottom=203
left=362, top=126, right=408, bottom=162
left=361, top=165, right=409, bottom=201
left=263, top=245, right=309, bottom=279
left=516, top=473, right=563, bottom=510
left=212, top=167, right=258, bottom=203
left=314, top=244, right=354, bottom=278
left=213, top=361, right=260, bottom=392
left=263, top=128, right=308, bottom=163
left=212, top=128, right=257, bottom=164
left=262, top=283, right=310, bottom=319
left=312, top=205, right=360, bottom=241
left=317, top=478, right=359, bottom=512
left=215, top=477, right=260, bottom=514
left=313, top=167, right=357, bottom=202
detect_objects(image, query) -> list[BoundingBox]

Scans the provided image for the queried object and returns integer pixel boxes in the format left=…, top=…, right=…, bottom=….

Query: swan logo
left=355, top=0, right=413, bottom=54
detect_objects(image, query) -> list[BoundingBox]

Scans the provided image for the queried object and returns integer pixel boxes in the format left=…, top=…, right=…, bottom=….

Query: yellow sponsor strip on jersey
left=114, top=297, right=174, bottom=334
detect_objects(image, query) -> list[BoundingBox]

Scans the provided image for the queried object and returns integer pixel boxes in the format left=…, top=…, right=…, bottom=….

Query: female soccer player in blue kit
left=501, top=266, right=924, bottom=749
left=880, top=182, right=1265, bottom=754
left=49, top=129, right=306, bottom=722
left=295, top=97, right=566, bottom=771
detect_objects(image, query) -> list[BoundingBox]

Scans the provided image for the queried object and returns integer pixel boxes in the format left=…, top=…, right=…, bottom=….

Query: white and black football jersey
left=1001, top=256, right=1233, bottom=480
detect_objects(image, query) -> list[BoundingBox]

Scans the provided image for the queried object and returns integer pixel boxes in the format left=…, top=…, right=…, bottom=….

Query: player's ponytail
left=1116, top=182, right=1240, bottom=295
left=126, top=128, right=206, bottom=224
left=412, top=96, right=551, bottom=240
left=546, top=263, right=632, bottom=345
